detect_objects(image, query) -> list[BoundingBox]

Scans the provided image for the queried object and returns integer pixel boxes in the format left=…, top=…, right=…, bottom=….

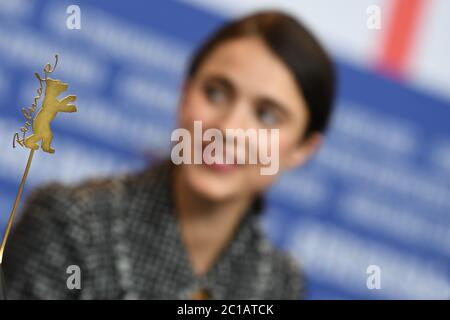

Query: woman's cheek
left=183, top=93, right=215, bottom=124
left=277, top=132, right=297, bottom=170
left=181, top=93, right=199, bottom=122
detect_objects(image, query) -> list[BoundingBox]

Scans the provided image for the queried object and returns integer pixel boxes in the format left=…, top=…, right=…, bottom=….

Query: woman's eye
left=204, top=84, right=227, bottom=105
left=256, top=107, right=279, bottom=126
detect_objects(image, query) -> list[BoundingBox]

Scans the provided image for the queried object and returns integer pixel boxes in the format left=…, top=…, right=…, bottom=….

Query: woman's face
left=177, top=36, right=321, bottom=202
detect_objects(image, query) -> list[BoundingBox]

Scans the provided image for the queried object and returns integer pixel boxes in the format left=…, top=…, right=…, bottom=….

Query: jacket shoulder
left=22, top=169, right=148, bottom=222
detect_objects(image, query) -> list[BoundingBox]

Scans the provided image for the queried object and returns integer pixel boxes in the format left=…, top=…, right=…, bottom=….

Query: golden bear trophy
left=0, top=54, right=77, bottom=299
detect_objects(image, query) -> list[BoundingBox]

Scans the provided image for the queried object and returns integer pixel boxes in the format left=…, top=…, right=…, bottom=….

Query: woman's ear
left=285, top=132, right=323, bottom=170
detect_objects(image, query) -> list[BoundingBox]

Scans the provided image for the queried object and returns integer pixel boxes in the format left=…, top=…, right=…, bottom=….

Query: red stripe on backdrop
left=377, top=0, right=427, bottom=78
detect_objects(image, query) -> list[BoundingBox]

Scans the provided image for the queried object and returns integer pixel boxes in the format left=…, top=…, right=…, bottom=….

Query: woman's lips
left=202, top=152, right=239, bottom=172
left=204, top=162, right=239, bottom=172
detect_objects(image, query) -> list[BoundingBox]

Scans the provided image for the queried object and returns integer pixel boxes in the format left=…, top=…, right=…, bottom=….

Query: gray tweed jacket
left=3, top=161, right=304, bottom=299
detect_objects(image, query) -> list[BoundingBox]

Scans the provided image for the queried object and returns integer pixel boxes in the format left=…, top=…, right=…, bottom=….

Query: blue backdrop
left=0, top=0, right=448, bottom=299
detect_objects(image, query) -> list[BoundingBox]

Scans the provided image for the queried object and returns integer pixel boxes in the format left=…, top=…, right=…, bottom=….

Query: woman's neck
left=172, top=167, right=253, bottom=277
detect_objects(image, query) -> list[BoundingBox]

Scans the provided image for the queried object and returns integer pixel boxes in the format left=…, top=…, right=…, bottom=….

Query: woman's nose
left=215, top=101, right=250, bottom=133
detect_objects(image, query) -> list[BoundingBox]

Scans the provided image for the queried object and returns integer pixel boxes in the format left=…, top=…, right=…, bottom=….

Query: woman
left=3, top=10, right=335, bottom=299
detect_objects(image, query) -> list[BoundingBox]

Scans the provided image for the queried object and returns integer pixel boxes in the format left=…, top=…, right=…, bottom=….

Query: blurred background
left=0, top=0, right=449, bottom=299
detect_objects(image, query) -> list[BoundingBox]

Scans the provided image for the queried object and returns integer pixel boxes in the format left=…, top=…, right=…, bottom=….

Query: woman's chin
left=182, top=164, right=241, bottom=202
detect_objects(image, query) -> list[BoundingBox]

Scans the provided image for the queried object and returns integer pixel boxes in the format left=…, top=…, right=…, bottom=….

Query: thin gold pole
left=0, top=149, right=35, bottom=264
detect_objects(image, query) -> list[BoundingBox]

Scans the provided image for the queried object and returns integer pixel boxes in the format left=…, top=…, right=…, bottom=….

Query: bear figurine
left=24, top=78, right=77, bottom=153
